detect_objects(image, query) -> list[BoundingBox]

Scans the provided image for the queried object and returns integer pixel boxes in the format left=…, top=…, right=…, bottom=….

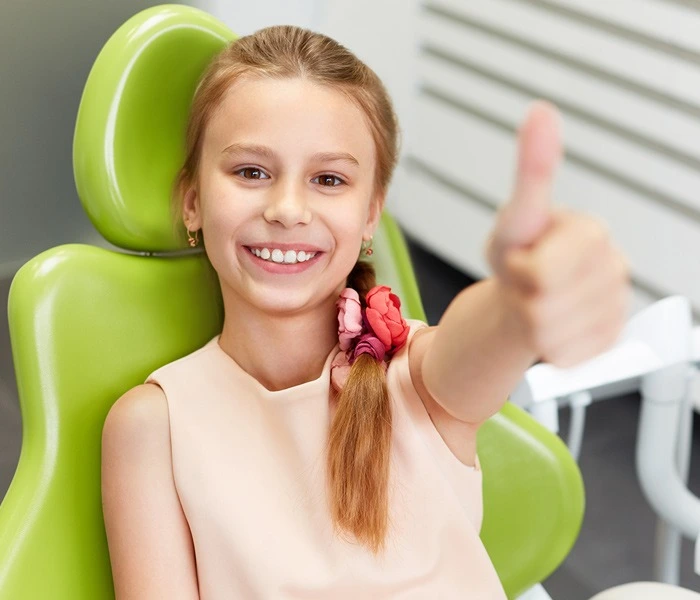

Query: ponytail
left=327, top=260, right=393, bottom=554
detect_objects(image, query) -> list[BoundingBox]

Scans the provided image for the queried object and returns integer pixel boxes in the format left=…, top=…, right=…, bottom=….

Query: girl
left=101, top=25, right=629, bottom=599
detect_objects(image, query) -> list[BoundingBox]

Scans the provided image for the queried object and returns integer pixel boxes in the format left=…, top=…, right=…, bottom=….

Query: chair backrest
left=0, top=6, right=584, bottom=599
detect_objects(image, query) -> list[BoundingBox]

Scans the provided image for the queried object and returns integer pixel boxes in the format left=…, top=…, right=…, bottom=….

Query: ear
left=363, top=190, right=385, bottom=240
left=181, top=184, right=202, bottom=230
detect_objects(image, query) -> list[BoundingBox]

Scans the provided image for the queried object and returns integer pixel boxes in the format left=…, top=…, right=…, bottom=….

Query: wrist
left=491, top=277, right=539, bottom=365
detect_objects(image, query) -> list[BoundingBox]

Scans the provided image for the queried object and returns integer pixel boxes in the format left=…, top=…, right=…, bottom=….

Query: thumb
left=494, top=100, right=563, bottom=249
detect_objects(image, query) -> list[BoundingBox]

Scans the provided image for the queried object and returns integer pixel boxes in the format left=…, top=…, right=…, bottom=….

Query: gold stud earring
left=187, top=227, right=199, bottom=248
left=361, top=237, right=374, bottom=256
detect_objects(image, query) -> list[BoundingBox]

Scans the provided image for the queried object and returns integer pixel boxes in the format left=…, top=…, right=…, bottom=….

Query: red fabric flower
left=364, top=285, right=409, bottom=353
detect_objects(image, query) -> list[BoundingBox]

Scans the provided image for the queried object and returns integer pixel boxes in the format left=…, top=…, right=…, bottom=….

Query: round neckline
left=209, top=335, right=340, bottom=398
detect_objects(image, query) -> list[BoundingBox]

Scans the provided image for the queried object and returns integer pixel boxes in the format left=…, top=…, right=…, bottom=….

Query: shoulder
left=104, top=383, right=168, bottom=430
left=101, top=385, right=200, bottom=597
left=102, top=383, right=170, bottom=457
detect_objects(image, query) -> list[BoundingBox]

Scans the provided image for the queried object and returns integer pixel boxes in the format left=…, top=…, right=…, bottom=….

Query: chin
left=218, top=260, right=347, bottom=315
left=244, top=284, right=335, bottom=316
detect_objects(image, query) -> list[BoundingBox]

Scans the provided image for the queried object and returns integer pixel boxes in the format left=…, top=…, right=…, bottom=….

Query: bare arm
left=418, top=277, right=535, bottom=426
left=102, top=384, right=200, bottom=599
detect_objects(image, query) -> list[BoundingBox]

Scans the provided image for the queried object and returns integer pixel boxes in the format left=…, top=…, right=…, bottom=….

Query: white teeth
left=250, top=247, right=317, bottom=264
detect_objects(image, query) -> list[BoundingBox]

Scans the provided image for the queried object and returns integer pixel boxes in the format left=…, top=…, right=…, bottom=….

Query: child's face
left=185, top=76, right=382, bottom=316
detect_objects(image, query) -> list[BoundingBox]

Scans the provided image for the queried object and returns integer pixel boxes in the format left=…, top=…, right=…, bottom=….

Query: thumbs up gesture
left=485, top=101, right=631, bottom=368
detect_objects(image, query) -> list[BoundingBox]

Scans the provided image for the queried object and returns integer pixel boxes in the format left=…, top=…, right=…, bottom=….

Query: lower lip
left=243, top=247, right=322, bottom=274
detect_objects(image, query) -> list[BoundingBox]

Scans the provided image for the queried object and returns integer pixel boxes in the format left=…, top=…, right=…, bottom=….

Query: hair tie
left=353, top=333, right=386, bottom=362
left=331, top=285, right=409, bottom=392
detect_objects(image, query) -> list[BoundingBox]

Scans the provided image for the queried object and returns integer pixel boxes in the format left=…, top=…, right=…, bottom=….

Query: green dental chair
left=0, top=5, right=584, bottom=599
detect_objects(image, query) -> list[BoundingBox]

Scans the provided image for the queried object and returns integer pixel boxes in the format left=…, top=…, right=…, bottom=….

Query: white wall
left=395, top=0, right=700, bottom=321
left=318, top=0, right=421, bottom=156
left=197, top=0, right=319, bottom=33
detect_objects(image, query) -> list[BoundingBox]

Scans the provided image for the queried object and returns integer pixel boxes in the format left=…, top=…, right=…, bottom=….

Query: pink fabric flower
left=364, top=286, right=409, bottom=353
left=330, top=351, right=352, bottom=393
left=352, top=333, right=386, bottom=362
left=336, top=288, right=363, bottom=351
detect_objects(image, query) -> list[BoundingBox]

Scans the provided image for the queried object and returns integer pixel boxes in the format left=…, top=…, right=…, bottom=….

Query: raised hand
left=485, top=101, right=631, bottom=368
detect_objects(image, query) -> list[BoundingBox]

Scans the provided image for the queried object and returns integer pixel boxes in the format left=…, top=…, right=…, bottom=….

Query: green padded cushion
left=480, top=403, right=584, bottom=596
left=73, top=5, right=235, bottom=252
left=0, top=244, right=224, bottom=599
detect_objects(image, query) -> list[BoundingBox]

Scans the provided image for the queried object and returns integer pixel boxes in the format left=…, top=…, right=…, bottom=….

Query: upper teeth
left=250, top=247, right=317, bottom=264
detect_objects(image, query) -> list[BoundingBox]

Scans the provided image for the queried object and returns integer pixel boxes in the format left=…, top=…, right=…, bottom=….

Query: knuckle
left=596, top=334, right=618, bottom=357
left=529, top=260, right=554, bottom=292
left=519, top=266, right=548, bottom=295
left=551, top=351, right=576, bottom=369
left=528, top=272, right=546, bottom=294
left=618, top=287, right=631, bottom=318
left=520, top=303, right=538, bottom=334
left=484, top=232, right=498, bottom=265
left=531, top=324, right=559, bottom=358
left=609, top=284, right=631, bottom=324
left=525, top=295, right=550, bottom=329
left=532, top=334, right=552, bottom=359
left=586, top=217, right=610, bottom=252
left=617, top=253, right=631, bottom=283
left=597, top=315, right=624, bottom=351
left=609, top=322, right=625, bottom=346
left=598, top=248, right=629, bottom=291
left=599, top=324, right=619, bottom=348
left=502, top=250, right=523, bottom=279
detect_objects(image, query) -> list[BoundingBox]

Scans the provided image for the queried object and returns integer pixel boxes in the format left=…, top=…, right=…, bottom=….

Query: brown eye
left=313, top=174, right=344, bottom=187
left=235, top=167, right=269, bottom=180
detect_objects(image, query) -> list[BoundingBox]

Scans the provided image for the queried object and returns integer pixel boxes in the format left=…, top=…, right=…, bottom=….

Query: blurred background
left=2, top=1, right=700, bottom=598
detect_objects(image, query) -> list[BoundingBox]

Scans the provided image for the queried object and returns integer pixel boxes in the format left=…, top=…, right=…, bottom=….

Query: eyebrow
left=312, top=152, right=360, bottom=167
left=221, top=143, right=360, bottom=167
left=222, top=143, right=275, bottom=159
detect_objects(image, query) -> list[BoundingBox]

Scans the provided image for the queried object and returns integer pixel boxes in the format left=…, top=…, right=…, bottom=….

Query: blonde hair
left=175, top=25, right=400, bottom=554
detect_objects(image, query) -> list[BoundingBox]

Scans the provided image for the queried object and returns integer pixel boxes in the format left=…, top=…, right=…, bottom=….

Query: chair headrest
left=73, top=5, right=235, bottom=252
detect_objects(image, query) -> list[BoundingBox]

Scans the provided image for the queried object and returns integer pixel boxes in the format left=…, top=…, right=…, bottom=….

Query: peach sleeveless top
left=146, top=320, right=506, bottom=599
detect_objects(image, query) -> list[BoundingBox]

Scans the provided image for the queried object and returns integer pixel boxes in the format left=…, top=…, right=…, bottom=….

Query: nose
left=263, top=181, right=312, bottom=228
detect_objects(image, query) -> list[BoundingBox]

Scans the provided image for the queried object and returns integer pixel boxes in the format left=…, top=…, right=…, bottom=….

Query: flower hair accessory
left=331, top=285, right=409, bottom=391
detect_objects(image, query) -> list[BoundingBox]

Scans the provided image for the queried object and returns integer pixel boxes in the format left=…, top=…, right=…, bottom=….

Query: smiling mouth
left=246, top=246, right=320, bottom=265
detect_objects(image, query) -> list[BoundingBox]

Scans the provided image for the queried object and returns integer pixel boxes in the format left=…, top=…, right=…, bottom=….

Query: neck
left=218, top=291, right=340, bottom=392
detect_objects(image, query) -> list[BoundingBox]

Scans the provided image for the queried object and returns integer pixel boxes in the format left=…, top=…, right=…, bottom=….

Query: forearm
left=420, top=277, right=537, bottom=424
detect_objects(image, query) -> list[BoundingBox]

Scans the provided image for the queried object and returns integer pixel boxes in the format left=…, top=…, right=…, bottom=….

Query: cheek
left=329, top=196, right=371, bottom=233
left=203, top=207, right=237, bottom=234
left=328, top=210, right=364, bottom=252
left=200, top=190, right=251, bottom=237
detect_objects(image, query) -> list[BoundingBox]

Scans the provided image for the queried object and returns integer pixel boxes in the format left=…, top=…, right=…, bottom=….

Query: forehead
left=202, top=76, right=376, bottom=167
